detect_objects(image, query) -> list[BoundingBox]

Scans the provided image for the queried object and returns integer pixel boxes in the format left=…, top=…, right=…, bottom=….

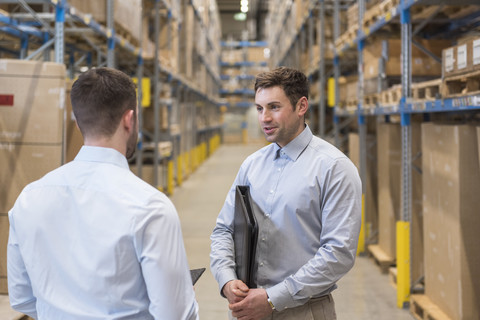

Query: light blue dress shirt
left=210, top=125, right=362, bottom=311
left=8, top=146, right=198, bottom=320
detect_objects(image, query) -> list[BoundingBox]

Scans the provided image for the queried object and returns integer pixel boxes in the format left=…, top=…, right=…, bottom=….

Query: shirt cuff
left=265, top=282, right=298, bottom=311
left=217, top=268, right=238, bottom=298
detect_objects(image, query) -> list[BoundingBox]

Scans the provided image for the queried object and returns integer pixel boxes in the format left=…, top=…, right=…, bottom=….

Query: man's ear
left=122, top=109, right=135, bottom=132
left=297, top=96, right=308, bottom=116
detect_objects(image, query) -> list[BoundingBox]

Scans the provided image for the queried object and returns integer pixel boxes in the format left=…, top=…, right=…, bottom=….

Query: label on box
left=0, top=94, right=14, bottom=106
left=457, top=44, right=467, bottom=70
left=445, top=48, right=454, bottom=72
left=473, top=39, right=480, bottom=66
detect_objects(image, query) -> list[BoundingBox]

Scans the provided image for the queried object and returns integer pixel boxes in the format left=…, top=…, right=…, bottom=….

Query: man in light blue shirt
left=8, top=67, right=199, bottom=319
left=210, top=67, right=362, bottom=319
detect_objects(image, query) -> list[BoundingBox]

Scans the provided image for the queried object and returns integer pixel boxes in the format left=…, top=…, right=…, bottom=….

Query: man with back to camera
left=210, top=67, right=362, bottom=320
left=7, top=67, right=199, bottom=319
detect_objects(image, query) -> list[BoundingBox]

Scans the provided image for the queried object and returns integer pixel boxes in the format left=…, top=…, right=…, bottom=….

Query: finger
left=232, top=288, right=249, bottom=297
left=237, top=281, right=249, bottom=292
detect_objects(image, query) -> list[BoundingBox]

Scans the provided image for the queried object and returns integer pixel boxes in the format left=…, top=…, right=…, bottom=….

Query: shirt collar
left=74, top=146, right=129, bottom=169
left=274, top=124, right=313, bottom=161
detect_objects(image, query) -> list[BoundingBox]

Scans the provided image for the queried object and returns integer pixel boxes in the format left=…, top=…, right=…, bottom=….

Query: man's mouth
left=263, top=127, right=276, bottom=134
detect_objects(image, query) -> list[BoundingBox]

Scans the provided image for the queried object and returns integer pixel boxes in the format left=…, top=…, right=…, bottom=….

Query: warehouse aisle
left=171, top=143, right=414, bottom=320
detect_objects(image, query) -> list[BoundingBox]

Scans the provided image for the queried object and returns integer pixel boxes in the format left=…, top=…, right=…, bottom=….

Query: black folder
left=234, top=185, right=258, bottom=288
left=190, top=268, right=206, bottom=285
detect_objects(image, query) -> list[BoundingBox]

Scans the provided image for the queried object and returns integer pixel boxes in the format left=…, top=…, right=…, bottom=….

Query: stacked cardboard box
left=375, top=122, right=423, bottom=281
left=443, top=35, right=480, bottom=76
left=69, top=0, right=143, bottom=47
left=348, top=133, right=378, bottom=238
left=441, top=35, right=480, bottom=97
left=142, top=11, right=180, bottom=73
left=0, top=59, right=66, bottom=293
left=422, top=123, right=480, bottom=320
left=364, top=38, right=450, bottom=80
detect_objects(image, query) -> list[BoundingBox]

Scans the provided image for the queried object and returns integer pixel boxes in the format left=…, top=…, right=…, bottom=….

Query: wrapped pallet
left=375, top=122, right=423, bottom=281
left=422, top=123, right=480, bottom=320
left=0, top=59, right=65, bottom=293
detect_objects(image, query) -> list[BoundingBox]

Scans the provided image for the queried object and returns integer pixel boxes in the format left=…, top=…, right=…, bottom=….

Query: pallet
left=367, top=244, right=395, bottom=273
left=410, top=294, right=452, bottom=320
left=380, top=84, right=402, bottom=106
left=335, top=25, right=358, bottom=51
left=363, top=4, right=383, bottom=29
left=411, top=5, right=480, bottom=21
left=412, top=79, right=442, bottom=101
left=344, top=97, right=358, bottom=110
left=379, top=0, right=400, bottom=14
left=388, top=266, right=397, bottom=289
left=442, top=69, right=480, bottom=98
left=363, top=93, right=379, bottom=108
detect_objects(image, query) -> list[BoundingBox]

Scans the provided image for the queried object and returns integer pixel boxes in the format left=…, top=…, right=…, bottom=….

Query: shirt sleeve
left=7, top=211, right=38, bottom=319
left=267, top=158, right=362, bottom=311
left=133, top=194, right=199, bottom=320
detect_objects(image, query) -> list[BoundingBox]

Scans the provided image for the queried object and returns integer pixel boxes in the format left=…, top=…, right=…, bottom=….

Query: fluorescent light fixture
left=234, top=12, right=246, bottom=21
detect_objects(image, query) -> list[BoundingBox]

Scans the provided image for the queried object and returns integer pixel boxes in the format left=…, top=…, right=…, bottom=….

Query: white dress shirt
left=210, top=125, right=362, bottom=311
left=8, top=146, right=198, bottom=320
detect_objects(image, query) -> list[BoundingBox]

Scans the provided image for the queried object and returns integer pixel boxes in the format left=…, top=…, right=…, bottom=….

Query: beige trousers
left=261, top=294, right=336, bottom=320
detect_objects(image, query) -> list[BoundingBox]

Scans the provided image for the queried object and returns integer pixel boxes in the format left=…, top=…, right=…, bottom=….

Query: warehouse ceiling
left=216, top=0, right=269, bottom=40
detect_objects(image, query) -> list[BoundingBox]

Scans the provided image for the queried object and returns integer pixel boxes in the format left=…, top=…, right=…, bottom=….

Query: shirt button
left=262, top=238, right=266, bottom=241
left=260, top=262, right=264, bottom=266
left=278, top=168, right=281, bottom=172
left=269, top=190, right=273, bottom=194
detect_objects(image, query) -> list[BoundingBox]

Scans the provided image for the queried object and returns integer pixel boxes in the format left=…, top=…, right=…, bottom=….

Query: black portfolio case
left=234, top=185, right=258, bottom=288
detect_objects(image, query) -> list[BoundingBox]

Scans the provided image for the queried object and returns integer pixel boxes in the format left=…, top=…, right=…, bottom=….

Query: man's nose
left=260, top=109, right=272, bottom=122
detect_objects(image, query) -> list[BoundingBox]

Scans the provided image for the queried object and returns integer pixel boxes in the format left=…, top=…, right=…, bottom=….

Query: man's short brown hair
left=71, top=67, right=137, bottom=138
left=254, top=66, right=309, bottom=108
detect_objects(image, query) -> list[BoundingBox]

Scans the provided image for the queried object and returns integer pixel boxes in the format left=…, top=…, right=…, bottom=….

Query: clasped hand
left=222, top=280, right=273, bottom=320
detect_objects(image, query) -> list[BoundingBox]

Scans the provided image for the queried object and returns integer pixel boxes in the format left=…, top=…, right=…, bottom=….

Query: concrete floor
left=0, top=143, right=414, bottom=319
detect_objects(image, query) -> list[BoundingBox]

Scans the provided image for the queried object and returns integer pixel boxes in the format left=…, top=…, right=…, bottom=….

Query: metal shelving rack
left=334, top=0, right=480, bottom=309
left=219, top=36, right=268, bottom=143
left=266, top=0, right=358, bottom=142
left=0, top=0, right=223, bottom=195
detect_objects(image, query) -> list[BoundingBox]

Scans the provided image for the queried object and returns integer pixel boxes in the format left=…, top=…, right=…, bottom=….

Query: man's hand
left=229, top=288, right=273, bottom=320
left=222, top=280, right=249, bottom=304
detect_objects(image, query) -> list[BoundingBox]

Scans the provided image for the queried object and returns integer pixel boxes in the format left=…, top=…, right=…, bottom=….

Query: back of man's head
left=71, top=67, right=137, bottom=139
left=254, top=66, right=309, bottom=108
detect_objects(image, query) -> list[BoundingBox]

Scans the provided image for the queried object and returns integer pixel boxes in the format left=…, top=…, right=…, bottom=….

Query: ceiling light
left=241, top=5, right=248, bottom=13
left=234, top=12, right=246, bottom=21
left=241, top=0, right=248, bottom=5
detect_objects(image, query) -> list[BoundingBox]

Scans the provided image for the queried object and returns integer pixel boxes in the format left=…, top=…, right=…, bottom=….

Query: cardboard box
left=376, top=122, right=423, bottom=280
left=0, top=144, right=62, bottom=213
left=142, top=14, right=179, bottom=73
left=478, top=126, right=480, bottom=167
left=348, top=133, right=378, bottom=238
left=443, top=36, right=480, bottom=76
left=69, top=0, right=142, bottom=45
left=422, top=123, right=480, bottom=320
left=473, top=38, right=480, bottom=71
left=364, top=39, right=449, bottom=79
left=247, top=47, right=267, bottom=63
left=377, top=123, right=401, bottom=260
left=443, top=42, right=471, bottom=77
left=0, top=59, right=65, bottom=144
